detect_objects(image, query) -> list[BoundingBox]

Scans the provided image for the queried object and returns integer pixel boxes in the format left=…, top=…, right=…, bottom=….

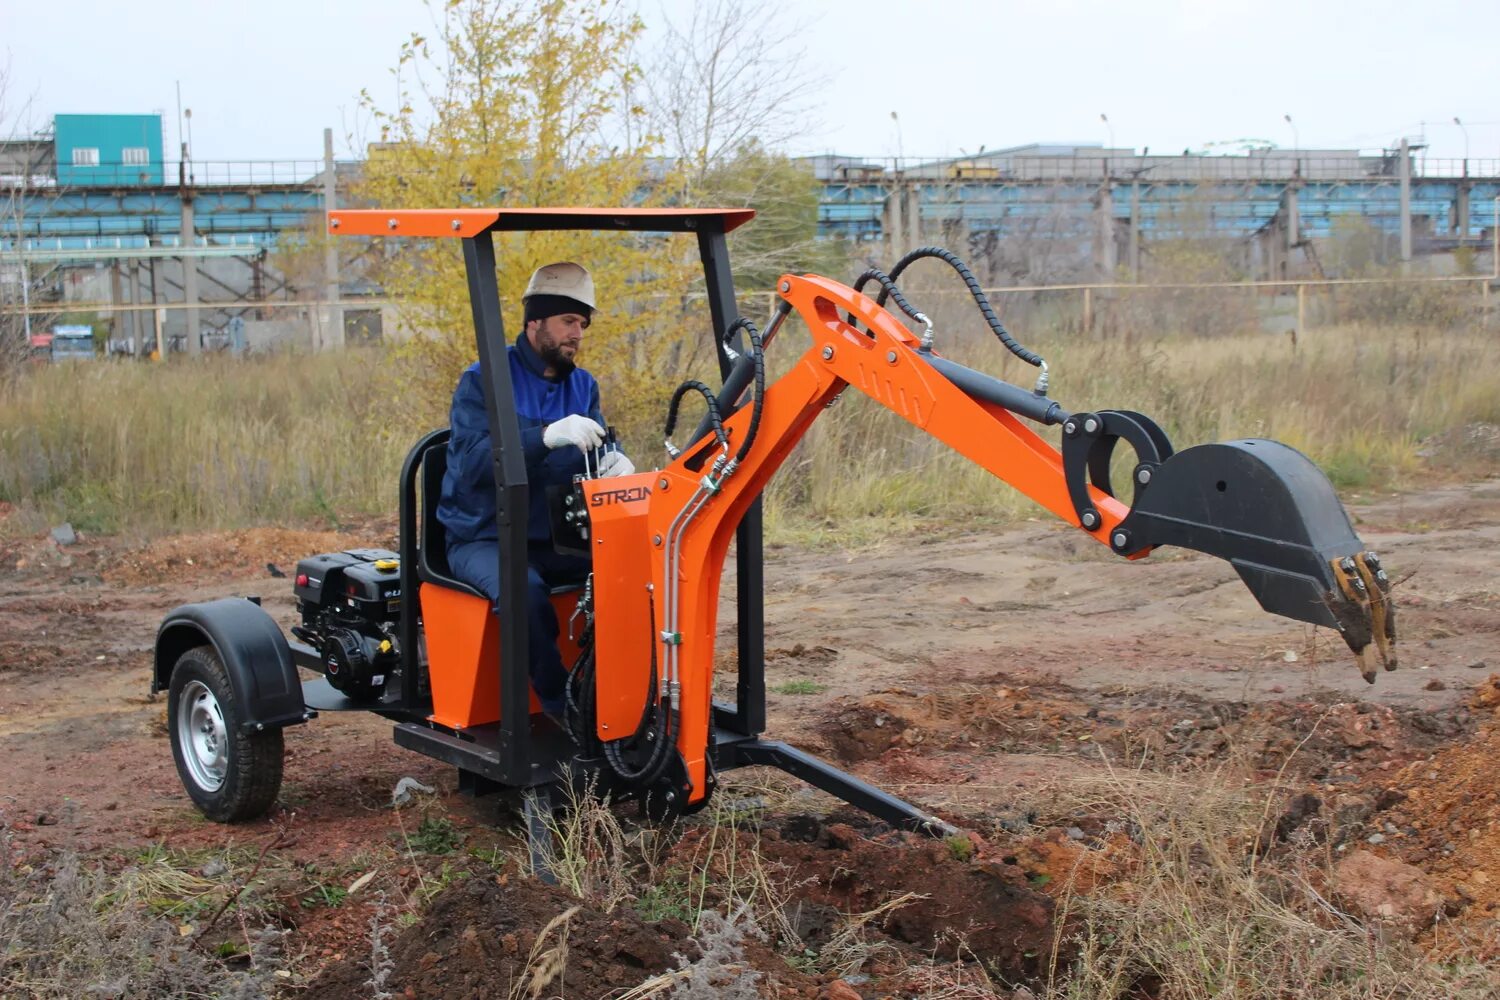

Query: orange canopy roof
left=327, top=207, right=755, bottom=238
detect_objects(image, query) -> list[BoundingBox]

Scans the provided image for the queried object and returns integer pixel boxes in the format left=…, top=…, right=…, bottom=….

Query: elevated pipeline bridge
left=3, top=149, right=1496, bottom=354
left=4, top=151, right=1497, bottom=254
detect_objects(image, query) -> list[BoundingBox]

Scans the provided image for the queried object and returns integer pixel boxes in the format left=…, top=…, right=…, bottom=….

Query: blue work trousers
left=446, top=541, right=590, bottom=716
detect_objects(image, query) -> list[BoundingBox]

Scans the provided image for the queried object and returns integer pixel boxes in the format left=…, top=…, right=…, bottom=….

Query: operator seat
left=414, top=433, right=580, bottom=730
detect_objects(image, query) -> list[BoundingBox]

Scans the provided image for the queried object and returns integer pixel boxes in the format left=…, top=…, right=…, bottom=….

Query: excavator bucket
left=1110, top=438, right=1395, bottom=681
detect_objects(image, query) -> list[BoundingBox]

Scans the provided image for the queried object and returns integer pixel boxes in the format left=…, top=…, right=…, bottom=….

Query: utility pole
left=322, top=128, right=343, bottom=351
left=180, top=106, right=200, bottom=355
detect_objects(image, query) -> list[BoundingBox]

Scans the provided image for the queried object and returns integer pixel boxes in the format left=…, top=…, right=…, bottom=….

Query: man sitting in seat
left=437, top=261, right=635, bottom=716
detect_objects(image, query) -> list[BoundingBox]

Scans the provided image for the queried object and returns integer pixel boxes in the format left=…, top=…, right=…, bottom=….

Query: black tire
left=167, top=645, right=284, bottom=822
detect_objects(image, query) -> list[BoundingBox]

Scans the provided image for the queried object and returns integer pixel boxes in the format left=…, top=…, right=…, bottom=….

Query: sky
left=4, top=0, right=1497, bottom=165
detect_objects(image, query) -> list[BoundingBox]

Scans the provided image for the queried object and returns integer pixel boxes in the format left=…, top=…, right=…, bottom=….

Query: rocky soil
left=4, top=480, right=1500, bottom=996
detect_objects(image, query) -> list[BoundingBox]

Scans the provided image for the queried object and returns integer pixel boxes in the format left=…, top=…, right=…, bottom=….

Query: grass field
left=2, top=313, right=1497, bottom=541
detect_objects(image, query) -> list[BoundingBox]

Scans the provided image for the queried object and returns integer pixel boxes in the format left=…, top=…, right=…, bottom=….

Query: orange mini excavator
left=154, top=208, right=1395, bottom=859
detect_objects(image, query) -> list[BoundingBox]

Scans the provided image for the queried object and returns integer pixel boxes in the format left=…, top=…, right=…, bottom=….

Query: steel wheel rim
left=177, top=679, right=228, bottom=792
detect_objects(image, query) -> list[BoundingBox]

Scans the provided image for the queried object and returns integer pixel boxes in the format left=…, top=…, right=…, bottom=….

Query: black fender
left=153, top=597, right=313, bottom=732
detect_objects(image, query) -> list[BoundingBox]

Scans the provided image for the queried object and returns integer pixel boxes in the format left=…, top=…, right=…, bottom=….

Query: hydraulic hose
left=601, top=591, right=675, bottom=786
left=881, top=247, right=1049, bottom=393
left=663, top=379, right=730, bottom=457
left=847, top=268, right=929, bottom=332
left=721, top=317, right=765, bottom=464
left=564, top=632, right=602, bottom=756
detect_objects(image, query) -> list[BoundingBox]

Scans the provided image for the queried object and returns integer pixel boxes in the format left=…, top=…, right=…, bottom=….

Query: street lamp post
left=1454, top=116, right=1469, bottom=176
left=1283, top=114, right=1299, bottom=175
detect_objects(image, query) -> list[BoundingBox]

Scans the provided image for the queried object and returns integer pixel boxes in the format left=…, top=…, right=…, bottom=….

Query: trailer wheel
left=167, top=645, right=284, bottom=822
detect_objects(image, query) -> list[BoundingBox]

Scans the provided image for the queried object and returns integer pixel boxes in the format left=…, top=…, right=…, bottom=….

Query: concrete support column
left=251, top=254, right=265, bottom=318
left=1093, top=182, right=1116, bottom=281
left=1399, top=138, right=1412, bottom=268
left=181, top=195, right=200, bottom=354
left=904, top=179, right=922, bottom=248
left=1261, top=218, right=1287, bottom=281
left=321, top=128, right=343, bottom=351
left=1455, top=181, right=1470, bottom=242
left=149, top=249, right=165, bottom=358
left=127, top=261, right=142, bottom=354
left=1283, top=183, right=1300, bottom=255
left=883, top=179, right=905, bottom=251
left=1129, top=180, right=1141, bottom=281
left=109, top=263, right=125, bottom=351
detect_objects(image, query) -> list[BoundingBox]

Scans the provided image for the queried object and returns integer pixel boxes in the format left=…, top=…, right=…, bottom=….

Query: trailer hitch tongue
left=1105, top=438, right=1398, bottom=683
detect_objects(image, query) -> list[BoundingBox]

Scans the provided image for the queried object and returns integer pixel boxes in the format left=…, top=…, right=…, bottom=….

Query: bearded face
left=528, top=313, right=589, bottom=375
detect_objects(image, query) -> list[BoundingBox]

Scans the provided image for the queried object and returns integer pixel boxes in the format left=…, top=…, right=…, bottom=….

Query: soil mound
left=1378, top=675, right=1500, bottom=958
left=104, top=526, right=372, bottom=586
left=306, top=873, right=697, bottom=1000
left=743, top=815, right=1055, bottom=976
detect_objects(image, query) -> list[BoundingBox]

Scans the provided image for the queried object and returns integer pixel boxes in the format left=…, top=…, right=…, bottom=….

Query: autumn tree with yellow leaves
left=353, top=0, right=846, bottom=451
left=356, top=0, right=705, bottom=436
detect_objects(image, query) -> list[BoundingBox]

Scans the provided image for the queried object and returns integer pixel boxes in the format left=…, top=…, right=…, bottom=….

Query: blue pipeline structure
left=823, top=178, right=1500, bottom=241
left=8, top=183, right=329, bottom=248
left=3, top=123, right=1497, bottom=270
left=9, top=170, right=1496, bottom=253
left=815, top=148, right=1500, bottom=253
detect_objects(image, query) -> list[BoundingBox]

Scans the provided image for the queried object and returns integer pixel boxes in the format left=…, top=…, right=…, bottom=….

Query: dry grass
left=540, top=775, right=655, bottom=913
left=0, top=349, right=421, bottom=535
left=1034, top=756, right=1496, bottom=1000
left=2, top=288, right=1496, bottom=546
left=0, top=829, right=288, bottom=999
left=762, top=316, right=1500, bottom=544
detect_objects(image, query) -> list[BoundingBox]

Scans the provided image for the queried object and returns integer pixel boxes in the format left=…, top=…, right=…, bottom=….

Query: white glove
left=598, top=450, right=636, bottom=478
left=542, top=414, right=605, bottom=451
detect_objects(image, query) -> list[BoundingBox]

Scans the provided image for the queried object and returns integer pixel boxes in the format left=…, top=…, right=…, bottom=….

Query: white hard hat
left=522, top=261, right=596, bottom=310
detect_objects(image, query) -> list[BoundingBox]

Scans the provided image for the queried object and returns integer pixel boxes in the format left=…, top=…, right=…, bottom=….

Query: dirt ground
left=3, top=479, right=1500, bottom=996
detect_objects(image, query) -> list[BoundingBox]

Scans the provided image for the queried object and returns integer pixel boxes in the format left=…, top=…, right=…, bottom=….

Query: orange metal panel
left=328, top=209, right=500, bottom=238
left=582, top=470, right=662, bottom=739
left=327, top=207, right=755, bottom=238
left=422, top=582, right=504, bottom=729
left=421, top=581, right=581, bottom=729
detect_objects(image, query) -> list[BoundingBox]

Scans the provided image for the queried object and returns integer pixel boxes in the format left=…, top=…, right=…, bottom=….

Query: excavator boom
left=577, top=270, right=1396, bottom=810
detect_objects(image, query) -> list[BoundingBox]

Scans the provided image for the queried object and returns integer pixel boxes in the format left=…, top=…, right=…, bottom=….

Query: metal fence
left=4, top=273, right=1493, bottom=360
left=10, top=153, right=1500, bottom=192
left=807, top=154, right=1500, bottom=184
left=5, top=159, right=355, bottom=189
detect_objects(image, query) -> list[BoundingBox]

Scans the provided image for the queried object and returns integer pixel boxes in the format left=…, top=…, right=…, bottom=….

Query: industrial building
left=2, top=114, right=1496, bottom=354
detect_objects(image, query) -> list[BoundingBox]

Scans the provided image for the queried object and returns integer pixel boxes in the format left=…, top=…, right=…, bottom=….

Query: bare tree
left=0, top=55, right=45, bottom=373
left=643, top=0, right=826, bottom=182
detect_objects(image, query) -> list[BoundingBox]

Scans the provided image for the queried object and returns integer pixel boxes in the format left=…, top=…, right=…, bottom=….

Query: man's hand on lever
left=598, top=450, right=635, bottom=478
left=544, top=414, right=605, bottom=451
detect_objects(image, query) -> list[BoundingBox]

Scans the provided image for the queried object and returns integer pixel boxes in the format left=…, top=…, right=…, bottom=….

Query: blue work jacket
left=437, top=334, right=604, bottom=546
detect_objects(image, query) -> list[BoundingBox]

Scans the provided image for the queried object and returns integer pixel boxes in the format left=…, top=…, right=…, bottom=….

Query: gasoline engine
left=290, top=548, right=403, bottom=701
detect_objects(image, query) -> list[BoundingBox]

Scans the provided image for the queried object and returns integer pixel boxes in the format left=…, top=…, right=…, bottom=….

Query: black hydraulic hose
left=564, top=631, right=601, bottom=755
left=603, top=701, right=673, bottom=785
left=602, top=592, right=675, bottom=786
left=722, top=317, right=765, bottom=464
left=846, top=268, right=927, bottom=330
left=664, top=380, right=729, bottom=452
left=881, top=246, right=1046, bottom=373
